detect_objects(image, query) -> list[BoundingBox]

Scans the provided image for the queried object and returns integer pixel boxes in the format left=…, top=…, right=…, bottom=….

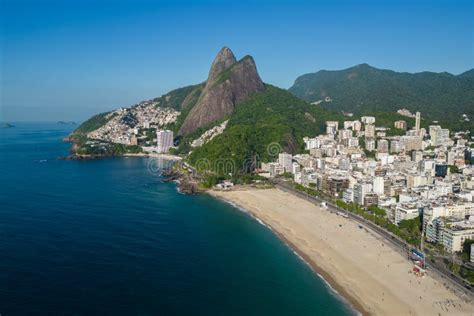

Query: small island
left=0, top=122, right=15, bottom=128
left=57, top=121, right=77, bottom=125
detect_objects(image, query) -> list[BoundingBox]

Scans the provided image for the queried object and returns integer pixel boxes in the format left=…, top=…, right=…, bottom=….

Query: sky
left=1, top=0, right=473, bottom=122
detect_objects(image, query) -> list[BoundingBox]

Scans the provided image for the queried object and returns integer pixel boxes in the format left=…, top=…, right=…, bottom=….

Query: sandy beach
left=210, top=188, right=474, bottom=316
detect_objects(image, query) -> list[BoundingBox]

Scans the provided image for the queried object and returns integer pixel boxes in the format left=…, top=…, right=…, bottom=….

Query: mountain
left=178, top=47, right=265, bottom=135
left=72, top=47, right=342, bottom=173
left=187, top=85, right=343, bottom=172
left=289, top=64, right=474, bottom=128
left=459, top=69, right=474, bottom=78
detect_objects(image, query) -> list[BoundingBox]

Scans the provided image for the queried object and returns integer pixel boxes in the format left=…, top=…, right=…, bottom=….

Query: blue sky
left=1, top=0, right=473, bottom=121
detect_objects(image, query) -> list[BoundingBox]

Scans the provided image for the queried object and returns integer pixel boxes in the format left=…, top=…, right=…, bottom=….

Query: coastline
left=209, top=188, right=474, bottom=316
left=211, top=191, right=367, bottom=316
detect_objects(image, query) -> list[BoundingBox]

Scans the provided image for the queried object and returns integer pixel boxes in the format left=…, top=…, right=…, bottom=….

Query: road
left=273, top=179, right=474, bottom=301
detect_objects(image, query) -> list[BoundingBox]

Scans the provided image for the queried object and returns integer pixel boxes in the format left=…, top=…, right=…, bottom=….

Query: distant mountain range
left=289, top=64, right=474, bottom=127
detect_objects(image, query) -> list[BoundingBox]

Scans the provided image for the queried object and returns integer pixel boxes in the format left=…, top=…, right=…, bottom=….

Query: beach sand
left=209, top=188, right=474, bottom=316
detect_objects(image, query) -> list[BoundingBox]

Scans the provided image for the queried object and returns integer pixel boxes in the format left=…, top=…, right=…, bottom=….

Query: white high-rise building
left=415, top=111, right=421, bottom=132
left=343, top=121, right=353, bottom=130
left=412, top=151, right=423, bottom=162
left=429, top=125, right=450, bottom=147
left=365, top=124, right=375, bottom=138
left=326, top=121, right=339, bottom=135
left=373, top=176, right=385, bottom=195
left=390, top=140, right=401, bottom=153
left=156, top=130, right=174, bottom=153
left=278, top=153, right=293, bottom=173
left=401, top=136, right=423, bottom=151
left=292, top=162, right=301, bottom=175
left=365, top=138, right=376, bottom=151
left=354, top=182, right=372, bottom=205
left=352, top=120, right=362, bottom=132
left=377, top=139, right=389, bottom=153
left=361, top=116, right=376, bottom=125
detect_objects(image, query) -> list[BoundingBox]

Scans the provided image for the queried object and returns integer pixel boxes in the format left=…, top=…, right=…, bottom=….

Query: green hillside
left=74, top=84, right=204, bottom=137
left=74, top=112, right=114, bottom=135
left=188, top=85, right=344, bottom=175
left=289, top=64, right=474, bottom=130
left=151, top=83, right=204, bottom=110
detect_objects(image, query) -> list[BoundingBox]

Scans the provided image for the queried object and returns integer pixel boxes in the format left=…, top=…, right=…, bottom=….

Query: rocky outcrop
left=178, top=47, right=265, bottom=135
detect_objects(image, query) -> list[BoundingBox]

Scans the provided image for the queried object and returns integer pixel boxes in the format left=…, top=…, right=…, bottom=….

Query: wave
left=215, top=194, right=360, bottom=316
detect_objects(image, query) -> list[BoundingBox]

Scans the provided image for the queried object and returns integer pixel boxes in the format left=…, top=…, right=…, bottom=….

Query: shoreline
left=209, top=188, right=474, bottom=316
left=211, top=192, right=366, bottom=315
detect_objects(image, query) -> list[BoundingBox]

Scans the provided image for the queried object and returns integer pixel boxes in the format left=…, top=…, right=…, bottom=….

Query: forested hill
left=187, top=85, right=344, bottom=172
left=289, top=64, right=474, bottom=129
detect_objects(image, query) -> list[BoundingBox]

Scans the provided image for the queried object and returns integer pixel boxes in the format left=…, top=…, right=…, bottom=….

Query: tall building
left=278, top=153, right=293, bottom=173
left=429, top=125, right=450, bottom=147
left=343, top=121, right=353, bottom=130
left=156, top=130, right=174, bottom=153
left=303, top=137, right=321, bottom=150
left=390, top=140, right=401, bottom=153
left=395, top=204, right=419, bottom=225
left=354, top=182, right=372, bottom=205
left=365, top=124, right=375, bottom=138
left=292, top=162, right=301, bottom=175
left=326, top=121, right=339, bottom=135
left=377, top=139, right=389, bottom=153
left=365, top=138, right=376, bottom=151
left=394, top=120, right=407, bottom=130
left=415, top=111, right=421, bottom=132
left=401, top=136, right=423, bottom=151
left=373, top=176, right=385, bottom=195
left=338, top=129, right=353, bottom=142
left=412, top=150, right=423, bottom=162
left=435, top=163, right=448, bottom=178
left=352, top=120, right=362, bottom=132
left=361, top=116, right=376, bottom=125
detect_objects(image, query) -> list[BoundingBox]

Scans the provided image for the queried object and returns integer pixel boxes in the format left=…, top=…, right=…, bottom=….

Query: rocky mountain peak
left=178, top=48, right=265, bottom=135
left=207, top=47, right=237, bottom=83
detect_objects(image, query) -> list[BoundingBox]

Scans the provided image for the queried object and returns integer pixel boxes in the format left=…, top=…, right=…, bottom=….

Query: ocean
left=0, top=122, right=355, bottom=315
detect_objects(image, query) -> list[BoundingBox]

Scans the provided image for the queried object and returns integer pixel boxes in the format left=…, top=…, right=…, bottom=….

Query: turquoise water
left=0, top=122, right=355, bottom=315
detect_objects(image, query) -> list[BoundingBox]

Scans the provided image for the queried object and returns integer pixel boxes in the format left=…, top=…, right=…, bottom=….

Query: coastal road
left=273, top=180, right=474, bottom=301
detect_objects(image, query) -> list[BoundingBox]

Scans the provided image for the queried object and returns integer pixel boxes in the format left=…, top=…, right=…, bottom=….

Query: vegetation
left=334, top=199, right=422, bottom=245
left=200, top=174, right=225, bottom=188
left=151, top=83, right=204, bottom=111
left=364, top=150, right=376, bottom=159
left=200, top=171, right=269, bottom=188
left=461, top=239, right=474, bottom=262
left=460, top=266, right=474, bottom=284
left=74, top=112, right=114, bottom=135
left=371, top=112, right=417, bottom=130
left=289, top=63, right=474, bottom=132
left=446, top=242, right=474, bottom=284
left=188, top=85, right=344, bottom=175
left=449, top=164, right=460, bottom=174
left=75, top=142, right=142, bottom=156
left=294, top=183, right=321, bottom=197
left=165, top=84, right=205, bottom=135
